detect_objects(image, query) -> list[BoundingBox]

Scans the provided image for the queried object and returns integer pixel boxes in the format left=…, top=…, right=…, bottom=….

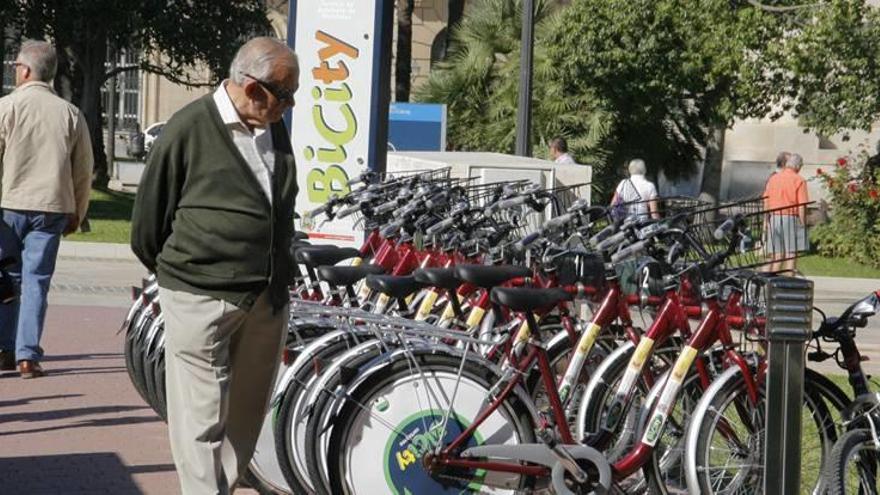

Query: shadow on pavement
left=43, top=352, right=124, bottom=361
left=46, top=365, right=128, bottom=376
left=0, top=404, right=149, bottom=424
left=0, top=452, right=147, bottom=493
left=0, top=394, right=83, bottom=408
left=0, top=414, right=162, bottom=437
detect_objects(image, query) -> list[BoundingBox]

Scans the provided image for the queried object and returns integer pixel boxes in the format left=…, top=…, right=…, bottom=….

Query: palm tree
left=414, top=0, right=615, bottom=185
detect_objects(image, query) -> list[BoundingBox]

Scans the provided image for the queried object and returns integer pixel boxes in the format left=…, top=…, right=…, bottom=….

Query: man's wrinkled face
left=245, top=63, right=299, bottom=126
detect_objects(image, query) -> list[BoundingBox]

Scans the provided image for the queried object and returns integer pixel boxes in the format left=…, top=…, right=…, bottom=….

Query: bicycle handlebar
left=596, top=230, right=628, bottom=252
left=426, top=217, right=455, bottom=235
left=611, top=240, right=646, bottom=264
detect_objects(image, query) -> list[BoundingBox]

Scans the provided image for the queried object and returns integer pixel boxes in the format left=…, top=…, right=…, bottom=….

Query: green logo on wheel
left=382, top=410, right=486, bottom=495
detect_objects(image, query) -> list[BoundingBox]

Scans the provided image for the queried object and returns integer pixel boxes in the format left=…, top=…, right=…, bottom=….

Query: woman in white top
left=609, top=158, right=660, bottom=219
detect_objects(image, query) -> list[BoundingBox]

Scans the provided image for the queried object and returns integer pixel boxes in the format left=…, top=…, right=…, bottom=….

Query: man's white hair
left=786, top=153, right=804, bottom=169
left=628, top=158, right=647, bottom=176
left=229, top=37, right=298, bottom=85
left=18, top=40, right=57, bottom=82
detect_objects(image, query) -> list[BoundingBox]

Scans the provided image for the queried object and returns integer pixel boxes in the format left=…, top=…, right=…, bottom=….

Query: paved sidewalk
left=0, top=304, right=261, bottom=494
left=0, top=241, right=877, bottom=494
left=0, top=305, right=179, bottom=494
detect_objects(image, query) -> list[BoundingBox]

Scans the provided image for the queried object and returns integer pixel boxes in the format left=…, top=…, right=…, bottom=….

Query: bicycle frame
left=613, top=290, right=758, bottom=478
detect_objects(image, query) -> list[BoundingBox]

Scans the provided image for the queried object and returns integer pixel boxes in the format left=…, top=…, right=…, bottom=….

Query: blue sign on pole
left=388, top=103, right=447, bottom=152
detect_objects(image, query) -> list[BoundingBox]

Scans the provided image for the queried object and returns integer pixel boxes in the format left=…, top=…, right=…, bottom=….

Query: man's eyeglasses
left=242, top=73, right=294, bottom=104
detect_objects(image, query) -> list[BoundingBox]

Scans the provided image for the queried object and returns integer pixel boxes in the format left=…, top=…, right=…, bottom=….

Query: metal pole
left=514, top=0, right=534, bottom=157
left=107, top=49, right=117, bottom=180
left=764, top=276, right=813, bottom=495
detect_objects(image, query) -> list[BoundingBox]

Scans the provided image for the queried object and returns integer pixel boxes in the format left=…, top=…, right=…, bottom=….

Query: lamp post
left=514, top=0, right=535, bottom=157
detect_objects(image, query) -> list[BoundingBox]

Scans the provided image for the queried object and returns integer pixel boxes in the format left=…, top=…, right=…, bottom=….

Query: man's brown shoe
left=0, top=350, right=15, bottom=371
left=18, top=360, right=45, bottom=379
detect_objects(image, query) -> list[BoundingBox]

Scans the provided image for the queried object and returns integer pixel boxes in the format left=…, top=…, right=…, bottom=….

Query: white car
left=143, top=121, right=166, bottom=152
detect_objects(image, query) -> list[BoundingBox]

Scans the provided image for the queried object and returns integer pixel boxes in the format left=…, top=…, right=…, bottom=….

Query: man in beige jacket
left=0, top=40, right=93, bottom=378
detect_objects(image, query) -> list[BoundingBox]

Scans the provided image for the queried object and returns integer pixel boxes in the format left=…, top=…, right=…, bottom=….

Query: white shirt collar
left=212, top=81, right=244, bottom=126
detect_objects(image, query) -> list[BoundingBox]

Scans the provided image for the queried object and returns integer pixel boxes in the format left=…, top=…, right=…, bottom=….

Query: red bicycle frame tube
left=613, top=301, right=721, bottom=477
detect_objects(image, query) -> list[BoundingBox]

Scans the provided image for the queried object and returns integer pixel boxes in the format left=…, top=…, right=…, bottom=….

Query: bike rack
left=764, top=276, right=814, bottom=494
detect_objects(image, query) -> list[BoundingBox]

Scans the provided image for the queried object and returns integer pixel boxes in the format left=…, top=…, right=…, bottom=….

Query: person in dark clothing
left=130, top=37, right=298, bottom=494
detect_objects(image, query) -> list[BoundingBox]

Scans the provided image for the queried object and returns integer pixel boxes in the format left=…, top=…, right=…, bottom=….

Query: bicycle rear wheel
left=825, top=428, right=880, bottom=495
left=326, top=353, right=536, bottom=495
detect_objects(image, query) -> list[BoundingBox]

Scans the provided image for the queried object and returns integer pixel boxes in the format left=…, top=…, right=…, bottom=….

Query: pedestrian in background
left=131, top=37, right=299, bottom=494
left=549, top=136, right=577, bottom=165
left=763, top=152, right=809, bottom=274
left=0, top=40, right=93, bottom=379
left=775, top=151, right=790, bottom=172
left=610, top=158, right=659, bottom=219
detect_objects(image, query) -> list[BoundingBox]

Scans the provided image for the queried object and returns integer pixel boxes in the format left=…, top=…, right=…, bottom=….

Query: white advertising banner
left=287, top=0, right=392, bottom=246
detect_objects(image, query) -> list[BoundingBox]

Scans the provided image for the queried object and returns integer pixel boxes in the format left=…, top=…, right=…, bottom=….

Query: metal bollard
left=763, top=276, right=814, bottom=495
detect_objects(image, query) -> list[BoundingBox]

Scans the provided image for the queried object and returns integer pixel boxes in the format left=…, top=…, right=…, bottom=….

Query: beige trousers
left=159, top=287, right=286, bottom=495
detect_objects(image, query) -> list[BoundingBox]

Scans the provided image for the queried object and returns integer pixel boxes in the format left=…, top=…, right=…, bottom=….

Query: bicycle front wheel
left=326, top=353, right=536, bottom=495
left=684, top=365, right=834, bottom=494
left=825, top=428, right=880, bottom=495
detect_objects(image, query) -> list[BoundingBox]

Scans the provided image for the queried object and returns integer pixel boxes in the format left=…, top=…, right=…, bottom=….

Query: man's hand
left=63, top=213, right=79, bottom=236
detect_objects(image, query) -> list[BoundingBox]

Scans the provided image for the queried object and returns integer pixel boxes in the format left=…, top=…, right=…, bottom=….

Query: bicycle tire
left=273, top=333, right=364, bottom=494
left=577, top=338, right=681, bottom=456
left=684, top=364, right=836, bottom=494
left=129, top=311, right=156, bottom=411
left=302, top=340, right=389, bottom=494
left=326, top=353, right=536, bottom=495
left=641, top=353, right=719, bottom=494
left=825, top=428, right=880, bottom=495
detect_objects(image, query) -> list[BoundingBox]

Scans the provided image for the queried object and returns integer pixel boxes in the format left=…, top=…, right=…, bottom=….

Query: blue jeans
left=0, top=210, right=68, bottom=362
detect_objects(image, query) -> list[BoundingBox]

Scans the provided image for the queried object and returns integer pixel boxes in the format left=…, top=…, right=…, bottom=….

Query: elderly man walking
left=0, top=40, right=93, bottom=378
left=131, top=37, right=299, bottom=494
left=763, top=152, right=809, bottom=274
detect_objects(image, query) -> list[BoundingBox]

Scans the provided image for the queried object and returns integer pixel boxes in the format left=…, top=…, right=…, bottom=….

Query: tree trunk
left=395, top=0, right=414, bottom=102
left=449, top=0, right=466, bottom=31
left=74, top=34, right=109, bottom=187
left=700, top=125, right=726, bottom=202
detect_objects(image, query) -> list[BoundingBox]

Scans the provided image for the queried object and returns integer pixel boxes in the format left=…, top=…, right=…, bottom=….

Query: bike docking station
left=763, top=275, right=814, bottom=494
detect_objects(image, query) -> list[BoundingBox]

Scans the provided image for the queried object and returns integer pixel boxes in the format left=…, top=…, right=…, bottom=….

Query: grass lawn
left=799, top=253, right=880, bottom=279
left=66, top=188, right=135, bottom=244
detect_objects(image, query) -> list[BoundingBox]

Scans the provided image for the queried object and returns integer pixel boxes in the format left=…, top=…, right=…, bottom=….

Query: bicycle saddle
left=295, top=246, right=361, bottom=267
left=365, top=275, right=425, bottom=299
left=490, top=287, right=572, bottom=312
left=454, top=265, right=530, bottom=289
left=317, top=264, right=384, bottom=287
left=413, top=268, right=461, bottom=291
left=293, top=231, right=310, bottom=241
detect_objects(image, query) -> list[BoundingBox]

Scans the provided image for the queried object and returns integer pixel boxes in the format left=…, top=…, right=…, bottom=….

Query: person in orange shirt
left=762, top=153, right=809, bottom=273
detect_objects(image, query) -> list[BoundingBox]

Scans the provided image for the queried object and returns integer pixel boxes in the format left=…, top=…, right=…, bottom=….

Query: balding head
left=16, top=40, right=57, bottom=84
left=786, top=153, right=803, bottom=170
left=229, top=37, right=298, bottom=86
left=225, top=37, right=300, bottom=128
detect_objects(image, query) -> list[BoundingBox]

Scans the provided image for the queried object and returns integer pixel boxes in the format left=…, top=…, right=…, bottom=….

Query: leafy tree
left=7, top=0, right=269, bottom=185
left=777, top=0, right=880, bottom=135
left=418, top=0, right=880, bottom=199
left=415, top=0, right=614, bottom=184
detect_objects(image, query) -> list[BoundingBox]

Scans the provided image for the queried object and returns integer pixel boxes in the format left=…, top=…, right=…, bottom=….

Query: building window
left=102, top=50, right=142, bottom=132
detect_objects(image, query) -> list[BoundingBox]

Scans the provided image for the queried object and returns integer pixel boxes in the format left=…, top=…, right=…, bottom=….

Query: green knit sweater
left=131, top=95, right=297, bottom=311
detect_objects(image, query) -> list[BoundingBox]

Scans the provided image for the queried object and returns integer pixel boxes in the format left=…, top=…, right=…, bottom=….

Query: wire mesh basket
left=611, top=195, right=711, bottom=223
left=547, top=182, right=592, bottom=216
left=683, top=198, right=812, bottom=270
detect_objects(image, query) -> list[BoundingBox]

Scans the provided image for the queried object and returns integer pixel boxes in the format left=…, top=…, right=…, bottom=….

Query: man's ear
left=243, top=79, right=264, bottom=102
